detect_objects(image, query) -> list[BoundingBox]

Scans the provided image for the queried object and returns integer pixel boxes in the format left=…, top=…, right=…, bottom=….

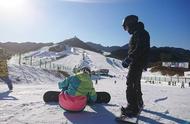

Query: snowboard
left=115, top=106, right=144, bottom=124
left=43, top=91, right=111, bottom=103
left=115, top=115, right=139, bottom=124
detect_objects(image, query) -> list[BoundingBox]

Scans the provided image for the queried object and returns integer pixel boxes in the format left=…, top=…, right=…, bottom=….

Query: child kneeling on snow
left=58, top=66, right=97, bottom=112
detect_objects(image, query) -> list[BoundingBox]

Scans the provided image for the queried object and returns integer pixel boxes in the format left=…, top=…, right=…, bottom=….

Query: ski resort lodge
left=184, top=71, right=190, bottom=77
left=162, top=62, right=189, bottom=69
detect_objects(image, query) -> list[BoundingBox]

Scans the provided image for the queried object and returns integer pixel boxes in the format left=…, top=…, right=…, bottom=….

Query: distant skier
left=58, top=66, right=97, bottom=112
left=181, top=81, right=185, bottom=88
left=95, top=79, right=98, bottom=85
left=114, top=80, right=117, bottom=84
left=0, top=47, right=13, bottom=91
left=168, top=81, right=171, bottom=86
left=121, top=15, right=150, bottom=117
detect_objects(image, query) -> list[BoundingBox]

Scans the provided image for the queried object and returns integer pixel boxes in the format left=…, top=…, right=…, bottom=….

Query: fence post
left=39, top=59, right=42, bottom=68
left=49, top=62, right=51, bottom=69
left=57, top=65, right=60, bottom=71
left=45, top=61, right=47, bottom=68
left=164, top=77, right=166, bottom=82
left=178, top=76, right=179, bottom=83
left=19, top=53, right=21, bottom=65
left=30, top=56, right=32, bottom=66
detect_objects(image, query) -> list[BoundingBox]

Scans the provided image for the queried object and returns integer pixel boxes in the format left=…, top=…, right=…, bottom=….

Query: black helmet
left=122, top=15, right=138, bottom=27
left=122, top=15, right=138, bottom=34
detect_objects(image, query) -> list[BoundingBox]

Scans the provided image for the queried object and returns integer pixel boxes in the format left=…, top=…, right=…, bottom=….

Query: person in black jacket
left=121, top=15, right=150, bottom=116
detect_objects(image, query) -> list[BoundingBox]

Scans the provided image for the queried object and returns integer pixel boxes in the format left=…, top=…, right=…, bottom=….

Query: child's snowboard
left=43, top=91, right=111, bottom=103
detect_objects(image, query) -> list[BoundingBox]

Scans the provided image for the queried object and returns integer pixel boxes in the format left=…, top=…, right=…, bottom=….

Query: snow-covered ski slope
left=1, top=45, right=190, bottom=124
left=9, top=46, right=127, bottom=77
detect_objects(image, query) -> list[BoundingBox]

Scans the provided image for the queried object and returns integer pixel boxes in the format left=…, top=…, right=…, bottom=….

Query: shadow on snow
left=139, top=109, right=190, bottom=124
left=0, top=91, right=18, bottom=100
left=64, top=104, right=118, bottom=124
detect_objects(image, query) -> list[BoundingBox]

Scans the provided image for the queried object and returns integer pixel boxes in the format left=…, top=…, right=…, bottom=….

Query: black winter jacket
left=128, top=22, right=150, bottom=68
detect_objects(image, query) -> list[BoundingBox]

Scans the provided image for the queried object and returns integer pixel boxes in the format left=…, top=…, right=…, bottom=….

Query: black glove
left=122, top=58, right=131, bottom=68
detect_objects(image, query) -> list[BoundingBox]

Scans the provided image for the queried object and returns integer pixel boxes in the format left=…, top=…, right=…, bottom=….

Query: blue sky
left=0, top=0, right=190, bottom=50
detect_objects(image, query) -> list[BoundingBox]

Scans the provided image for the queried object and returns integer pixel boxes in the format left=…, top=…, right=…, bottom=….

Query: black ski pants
left=126, top=63, right=143, bottom=111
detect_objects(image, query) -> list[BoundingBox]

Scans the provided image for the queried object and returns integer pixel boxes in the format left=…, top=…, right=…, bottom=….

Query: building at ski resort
left=162, top=62, right=189, bottom=69
left=184, top=71, right=190, bottom=77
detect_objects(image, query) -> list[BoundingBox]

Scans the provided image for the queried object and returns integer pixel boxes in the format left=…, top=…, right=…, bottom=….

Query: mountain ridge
left=1, top=37, right=190, bottom=64
left=58, top=36, right=100, bottom=53
left=0, top=42, right=53, bottom=55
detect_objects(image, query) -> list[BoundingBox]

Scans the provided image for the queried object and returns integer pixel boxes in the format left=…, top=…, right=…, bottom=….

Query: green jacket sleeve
left=88, top=87, right=97, bottom=103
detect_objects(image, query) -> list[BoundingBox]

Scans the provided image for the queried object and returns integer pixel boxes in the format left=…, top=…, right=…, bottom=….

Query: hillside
left=108, top=46, right=190, bottom=63
left=10, top=45, right=126, bottom=77
left=86, top=42, right=120, bottom=52
left=149, top=46, right=190, bottom=62
left=150, top=65, right=190, bottom=76
left=74, top=38, right=190, bottom=64
left=58, top=37, right=100, bottom=53
left=1, top=38, right=190, bottom=64
left=1, top=37, right=190, bottom=73
left=6, top=64, right=64, bottom=84
left=0, top=42, right=53, bottom=56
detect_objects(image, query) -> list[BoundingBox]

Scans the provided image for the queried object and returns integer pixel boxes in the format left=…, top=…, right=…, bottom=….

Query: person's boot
left=8, top=84, right=13, bottom=91
left=120, top=106, right=139, bottom=117
left=138, top=99, right=144, bottom=110
left=138, top=96, right=144, bottom=111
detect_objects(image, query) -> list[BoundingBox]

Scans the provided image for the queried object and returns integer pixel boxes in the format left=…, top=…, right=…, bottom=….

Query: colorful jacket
left=0, top=60, right=8, bottom=77
left=58, top=73, right=97, bottom=111
left=58, top=72, right=97, bottom=102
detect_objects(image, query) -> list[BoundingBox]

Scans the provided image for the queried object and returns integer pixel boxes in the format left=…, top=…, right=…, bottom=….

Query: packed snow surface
left=1, top=77, right=190, bottom=124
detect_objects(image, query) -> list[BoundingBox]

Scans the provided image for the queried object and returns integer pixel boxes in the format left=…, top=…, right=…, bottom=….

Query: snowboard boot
left=8, top=85, right=13, bottom=91
left=120, top=106, right=139, bottom=117
left=8, top=84, right=13, bottom=91
left=138, top=99, right=144, bottom=110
